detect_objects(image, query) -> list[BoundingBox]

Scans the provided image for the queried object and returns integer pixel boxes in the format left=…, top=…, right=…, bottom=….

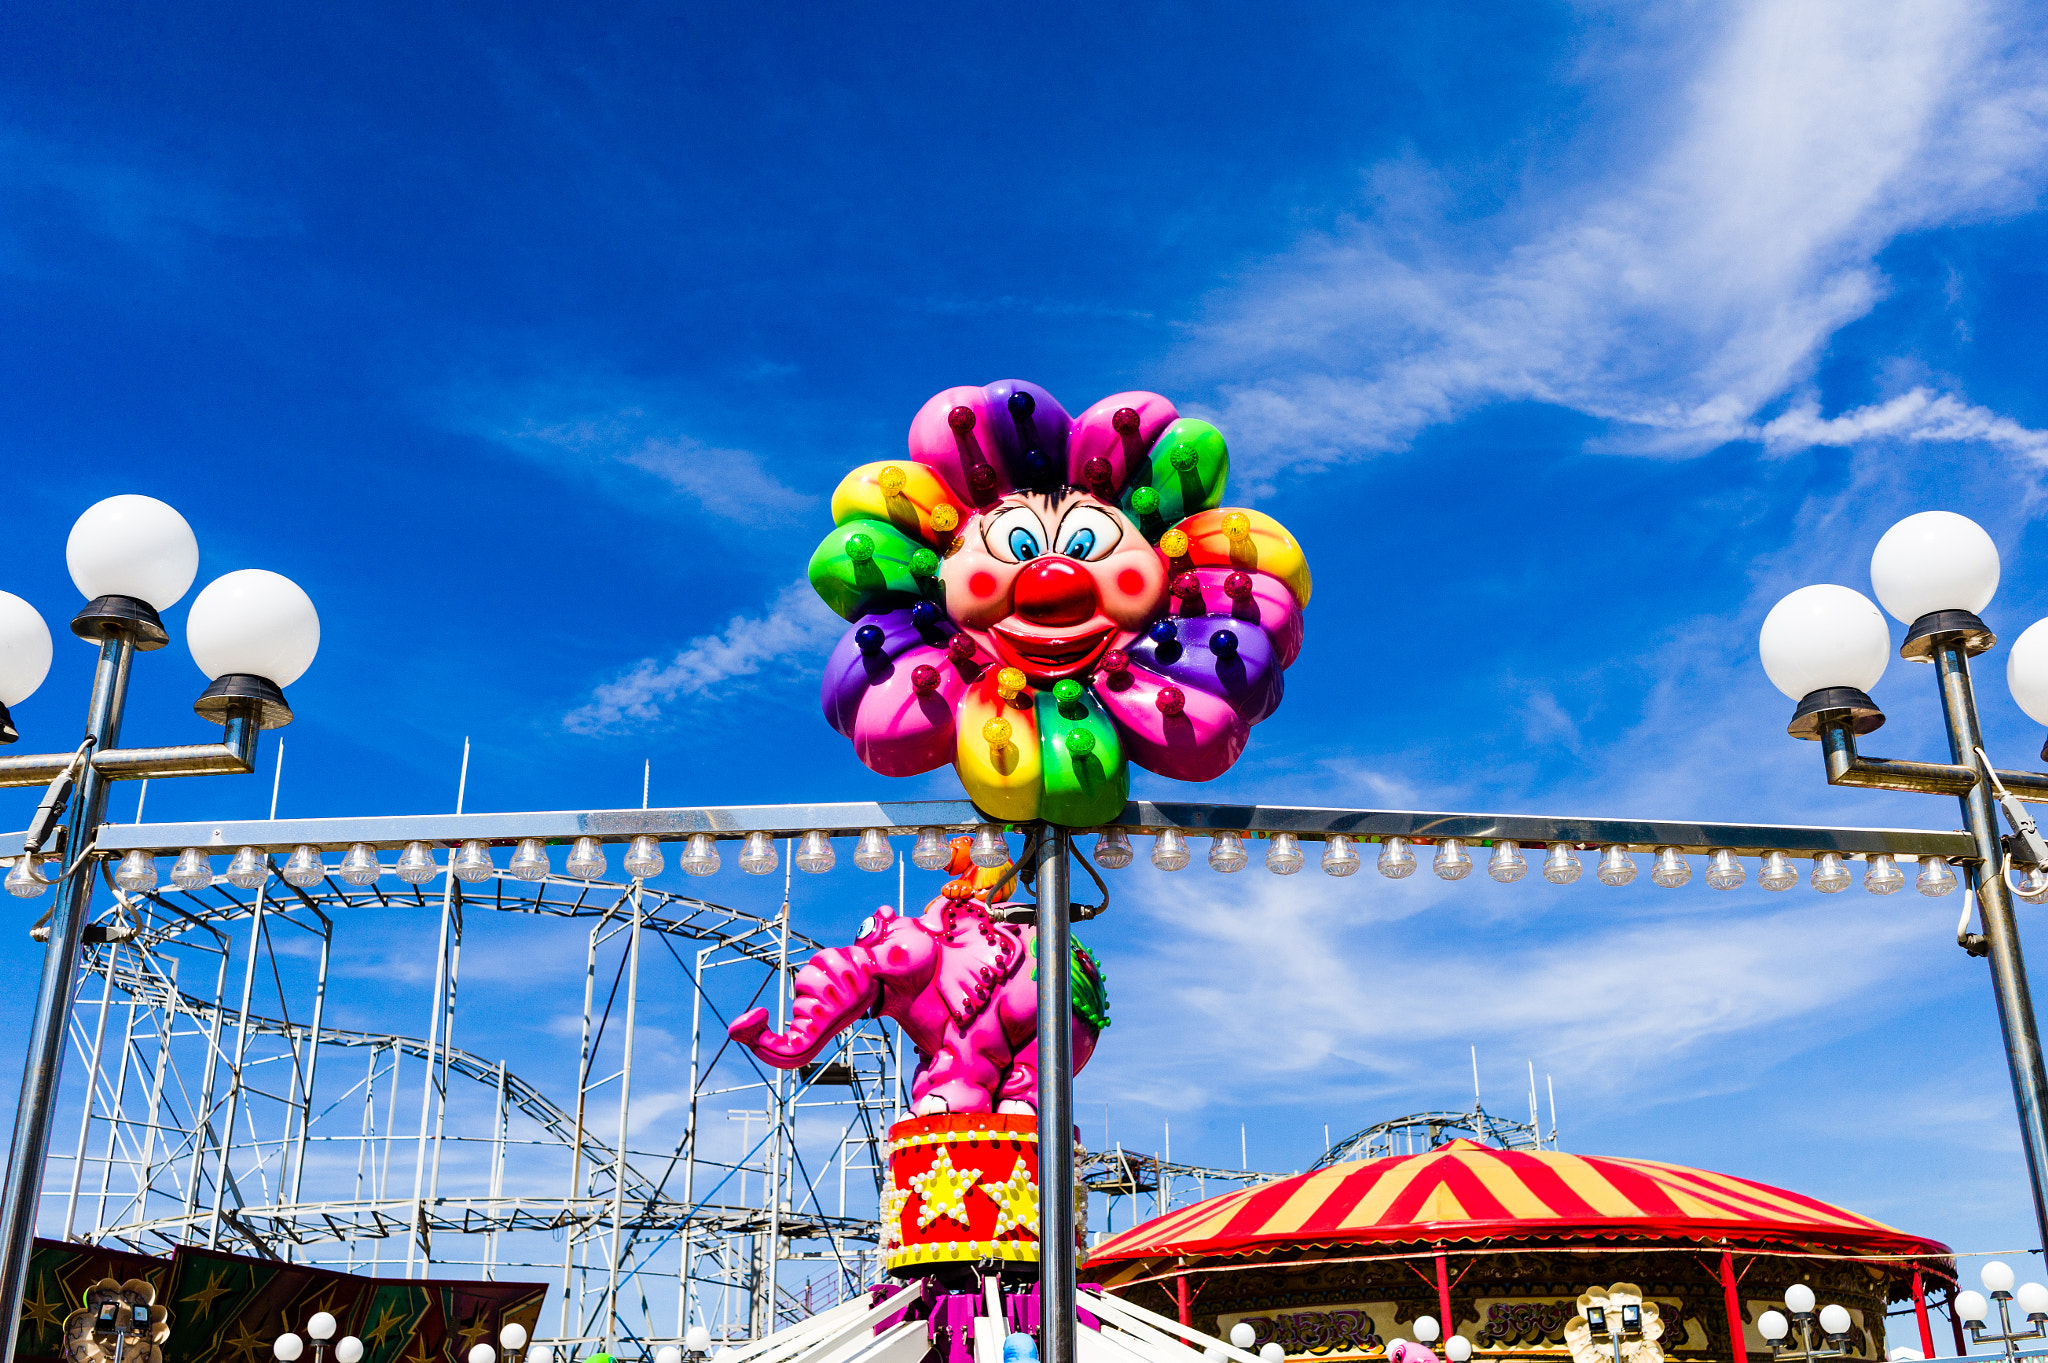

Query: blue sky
left=7, top=0, right=2048, bottom=1291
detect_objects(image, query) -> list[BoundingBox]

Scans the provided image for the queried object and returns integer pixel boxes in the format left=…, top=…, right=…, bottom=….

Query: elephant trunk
left=728, top=946, right=882, bottom=1069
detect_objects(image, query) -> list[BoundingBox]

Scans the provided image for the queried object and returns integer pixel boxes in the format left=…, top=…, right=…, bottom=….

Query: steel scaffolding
left=39, top=854, right=905, bottom=1353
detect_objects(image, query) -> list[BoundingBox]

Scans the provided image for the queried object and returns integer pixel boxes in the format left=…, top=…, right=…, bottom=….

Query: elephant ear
left=930, top=908, right=1023, bottom=1029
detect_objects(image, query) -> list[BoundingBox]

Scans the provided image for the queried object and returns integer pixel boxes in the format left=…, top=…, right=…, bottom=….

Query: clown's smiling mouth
left=991, top=621, right=1116, bottom=679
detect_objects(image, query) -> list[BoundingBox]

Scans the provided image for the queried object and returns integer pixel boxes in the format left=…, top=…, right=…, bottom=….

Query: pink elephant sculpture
left=728, top=846, right=1109, bottom=1114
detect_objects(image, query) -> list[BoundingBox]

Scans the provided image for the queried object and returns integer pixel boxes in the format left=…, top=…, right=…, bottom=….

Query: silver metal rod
left=0, top=712, right=258, bottom=788
left=405, top=868, right=456, bottom=1275
left=12, top=798, right=1974, bottom=860
left=605, top=887, right=644, bottom=1347
left=208, top=877, right=269, bottom=1248
left=680, top=945, right=709, bottom=1341
left=0, top=627, right=135, bottom=1363
left=1934, top=641, right=2048, bottom=1255
left=1036, top=824, right=1075, bottom=1363
left=61, top=943, right=121, bottom=1238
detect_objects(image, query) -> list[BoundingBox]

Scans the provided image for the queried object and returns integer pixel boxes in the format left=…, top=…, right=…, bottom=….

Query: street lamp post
left=273, top=1311, right=364, bottom=1363
left=1756, top=1284, right=1854, bottom=1361
left=0, top=495, right=319, bottom=1363
left=1760, top=511, right=2048, bottom=1256
left=1954, top=1262, right=2048, bottom=1363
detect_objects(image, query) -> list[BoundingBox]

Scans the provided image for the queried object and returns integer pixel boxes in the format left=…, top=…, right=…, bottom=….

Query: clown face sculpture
left=812, top=380, right=1310, bottom=826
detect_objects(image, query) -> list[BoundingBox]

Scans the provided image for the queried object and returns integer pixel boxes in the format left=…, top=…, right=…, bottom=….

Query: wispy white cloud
left=564, top=579, right=841, bottom=733
left=1192, top=0, right=2048, bottom=477
left=501, top=408, right=813, bottom=523
left=1755, top=388, right=2048, bottom=457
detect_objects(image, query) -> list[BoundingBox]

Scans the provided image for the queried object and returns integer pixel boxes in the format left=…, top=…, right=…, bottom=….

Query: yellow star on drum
left=907, top=1145, right=981, bottom=1229
left=982, top=1157, right=1038, bottom=1237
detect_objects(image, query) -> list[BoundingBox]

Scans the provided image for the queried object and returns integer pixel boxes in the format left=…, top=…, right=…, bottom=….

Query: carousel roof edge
left=1084, top=1222, right=1955, bottom=1271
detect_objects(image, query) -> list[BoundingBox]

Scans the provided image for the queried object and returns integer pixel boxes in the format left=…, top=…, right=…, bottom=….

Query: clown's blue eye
left=1056, top=506, right=1123, bottom=561
left=1008, top=526, right=1041, bottom=560
left=1062, top=528, right=1096, bottom=559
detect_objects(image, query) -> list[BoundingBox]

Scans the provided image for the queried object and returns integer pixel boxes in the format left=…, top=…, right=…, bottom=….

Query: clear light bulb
left=624, top=835, right=665, bottom=879
left=1433, top=838, right=1472, bottom=881
left=1093, top=829, right=1133, bottom=869
left=1917, top=856, right=1957, bottom=897
left=911, top=827, right=950, bottom=870
left=1596, top=845, right=1636, bottom=886
left=1543, top=843, right=1581, bottom=885
left=454, top=839, right=498, bottom=883
left=5, top=858, right=49, bottom=899
left=224, top=846, right=270, bottom=890
left=281, top=845, right=325, bottom=888
left=969, top=825, right=1009, bottom=868
left=853, top=829, right=894, bottom=871
left=1862, top=853, right=1905, bottom=895
left=395, top=841, right=439, bottom=885
left=1377, top=836, right=1417, bottom=879
left=509, top=838, right=549, bottom=881
left=1152, top=829, right=1191, bottom=871
left=1487, top=840, right=1527, bottom=883
left=2014, top=869, right=2048, bottom=905
left=1208, top=831, right=1248, bottom=872
left=1266, top=832, right=1304, bottom=875
left=171, top=847, right=212, bottom=892
left=565, top=836, right=607, bottom=880
left=1650, top=847, right=1691, bottom=888
left=1705, top=849, right=1745, bottom=891
left=679, top=833, right=719, bottom=876
left=738, top=831, right=779, bottom=875
left=794, top=831, right=836, bottom=873
left=1759, top=851, right=1798, bottom=891
left=1812, top=851, right=1851, bottom=893
left=1321, top=835, right=1360, bottom=877
left=339, top=843, right=381, bottom=886
left=115, top=849, right=158, bottom=893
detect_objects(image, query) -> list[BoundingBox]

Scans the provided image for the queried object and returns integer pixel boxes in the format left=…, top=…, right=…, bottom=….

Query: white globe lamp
left=468, top=1347, right=495, bottom=1363
left=1759, top=586, right=1891, bottom=737
left=686, top=1327, right=712, bottom=1355
left=1818, top=1305, right=1851, bottom=1336
left=1984, top=1261, right=2017, bottom=1294
left=1413, top=1316, right=1441, bottom=1343
left=334, top=1341, right=364, bottom=1363
left=186, top=569, right=319, bottom=729
left=0, top=593, right=52, bottom=744
left=1229, top=1325, right=1256, bottom=1350
left=1784, top=1285, right=1816, bottom=1315
left=67, top=495, right=200, bottom=612
left=656, top=1348, right=683, bottom=1363
left=499, top=1325, right=529, bottom=1352
left=1758, top=1312, right=1789, bottom=1343
left=1957, top=1291, right=1989, bottom=1324
left=1870, top=511, right=2000, bottom=625
left=1444, top=1339, right=1472, bottom=1363
left=307, top=1314, right=336, bottom=1342
left=2010, top=619, right=2048, bottom=760
left=274, top=1335, right=305, bottom=1363
left=2016, top=1282, right=2048, bottom=1319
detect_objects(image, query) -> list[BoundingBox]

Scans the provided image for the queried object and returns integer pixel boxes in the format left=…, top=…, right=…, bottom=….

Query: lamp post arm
left=1820, top=723, right=2048, bottom=801
left=0, top=707, right=260, bottom=788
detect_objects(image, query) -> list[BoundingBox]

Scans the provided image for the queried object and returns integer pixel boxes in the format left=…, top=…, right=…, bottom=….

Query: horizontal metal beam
left=0, top=799, right=1975, bottom=862
left=0, top=712, right=258, bottom=788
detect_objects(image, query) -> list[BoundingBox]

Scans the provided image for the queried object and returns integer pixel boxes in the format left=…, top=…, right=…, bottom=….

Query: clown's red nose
left=1013, top=557, right=1099, bottom=625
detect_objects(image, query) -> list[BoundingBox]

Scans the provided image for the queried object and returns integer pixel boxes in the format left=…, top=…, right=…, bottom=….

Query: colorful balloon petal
left=1176, top=507, right=1311, bottom=606
left=1123, top=419, right=1228, bottom=537
left=954, top=671, right=1042, bottom=821
left=830, top=461, right=966, bottom=546
left=808, top=518, right=944, bottom=621
left=1035, top=684, right=1127, bottom=826
left=820, top=606, right=960, bottom=737
left=980, top=380, right=1073, bottom=494
left=1068, top=392, right=1177, bottom=498
left=1177, top=566, right=1303, bottom=668
left=908, top=386, right=1013, bottom=510
left=1126, top=615, right=1282, bottom=725
left=1091, top=660, right=1248, bottom=782
left=853, top=642, right=966, bottom=776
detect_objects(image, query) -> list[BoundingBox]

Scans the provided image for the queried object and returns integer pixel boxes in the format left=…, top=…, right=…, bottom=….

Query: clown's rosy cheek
left=969, top=571, right=997, bottom=598
left=1117, top=569, right=1144, bottom=596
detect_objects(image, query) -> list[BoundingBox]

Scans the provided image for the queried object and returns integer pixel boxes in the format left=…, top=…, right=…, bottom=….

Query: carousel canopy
left=1088, top=1140, right=1950, bottom=1265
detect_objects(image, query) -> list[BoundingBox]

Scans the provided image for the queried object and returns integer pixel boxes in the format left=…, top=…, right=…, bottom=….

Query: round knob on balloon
left=931, top=504, right=960, bottom=532
left=1008, top=390, right=1035, bottom=417
left=911, top=664, right=940, bottom=695
left=1211, top=629, right=1238, bottom=654
left=1053, top=679, right=1084, bottom=703
left=1129, top=487, right=1160, bottom=516
left=982, top=717, right=1012, bottom=746
left=1148, top=620, right=1178, bottom=644
left=968, top=466, right=998, bottom=497
left=996, top=667, right=1028, bottom=700
left=1024, top=452, right=1050, bottom=480
left=947, top=634, right=977, bottom=662
left=878, top=465, right=907, bottom=495
left=1224, top=571, right=1254, bottom=601
left=948, top=405, right=976, bottom=432
left=910, top=600, right=943, bottom=628
left=1159, top=529, right=1189, bottom=558
left=1067, top=729, right=1096, bottom=755
left=1171, top=572, right=1201, bottom=599
left=1112, top=407, right=1140, bottom=434
left=1222, top=512, right=1251, bottom=541
left=1082, top=456, right=1113, bottom=490
left=1156, top=686, right=1185, bottom=716
left=910, top=548, right=939, bottom=577
left=855, top=625, right=885, bottom=653
left=1101, top=650, right=1129, bottom=676
left=845, top=533, right=875, bottom=563
left=1169, top=446, right=1197, bottom=471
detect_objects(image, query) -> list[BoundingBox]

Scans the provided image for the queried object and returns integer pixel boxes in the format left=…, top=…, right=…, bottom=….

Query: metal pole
left=1934, top=640, right=2048, bottom=1252
left=680, top=946, right=709, bottom=1341
left=61, top=943, right=121, bottom=1237
left=604, top=887, right=644, bottom=1348
left=405, top=867, right=456, bottom=1275
left=0, top=627, right=135, bottom=1362
left=1035, top=824, right=1075, bottom=1363
left=208, top=881, right=270, bottom=1248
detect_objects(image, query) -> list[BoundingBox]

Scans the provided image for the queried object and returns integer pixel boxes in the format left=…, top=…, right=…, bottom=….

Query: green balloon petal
left=1121, top=418, right=1228, bottom=535
left=1035, top=684, right=1127, bottom=826
left=808, top=518, right=936, bottom=620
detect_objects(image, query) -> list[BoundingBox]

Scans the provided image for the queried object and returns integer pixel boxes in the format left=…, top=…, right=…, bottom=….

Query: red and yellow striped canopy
left=1088, top=1140, right=1949, bottom=1265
